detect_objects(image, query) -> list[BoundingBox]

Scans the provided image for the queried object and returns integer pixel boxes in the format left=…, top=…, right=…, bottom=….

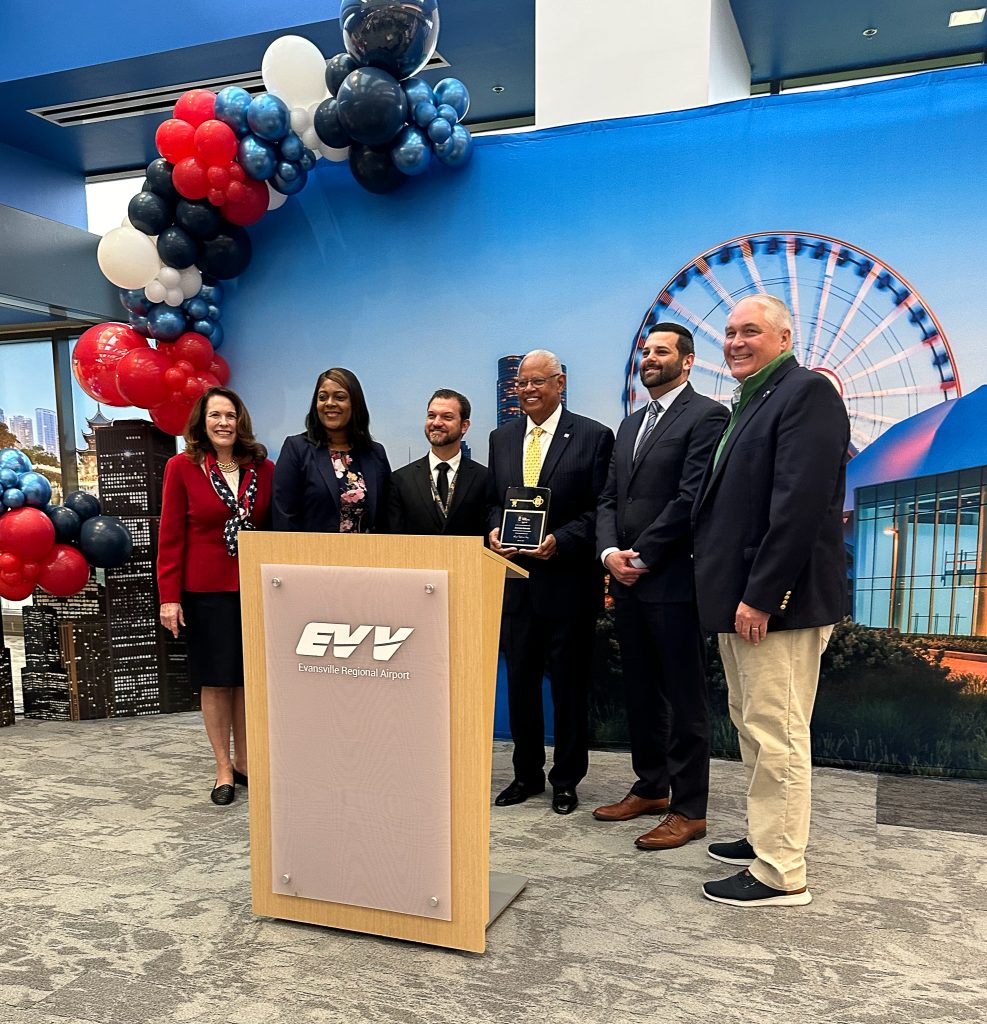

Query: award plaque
left=500, top=486, right=551, bottom=549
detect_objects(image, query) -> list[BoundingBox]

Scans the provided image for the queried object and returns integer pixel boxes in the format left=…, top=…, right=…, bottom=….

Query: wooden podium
left=238, top=532, right=526, bottom=954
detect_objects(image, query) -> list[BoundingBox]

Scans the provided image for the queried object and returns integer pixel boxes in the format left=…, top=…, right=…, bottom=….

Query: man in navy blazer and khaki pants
left=694, top=294, right=850, bottom=908
left=596, top=322, right=729, bottom=849
left=488, top=350, right=614, bottom=815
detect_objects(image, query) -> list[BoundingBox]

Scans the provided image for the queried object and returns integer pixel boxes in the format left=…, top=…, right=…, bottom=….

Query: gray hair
left=740, top=294, right=794, bottom=336
left=520, top=349, right=563, bottom=375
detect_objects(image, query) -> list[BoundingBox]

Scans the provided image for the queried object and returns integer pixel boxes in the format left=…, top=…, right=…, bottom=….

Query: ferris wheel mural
left=624, top=232, right=961, bottom=453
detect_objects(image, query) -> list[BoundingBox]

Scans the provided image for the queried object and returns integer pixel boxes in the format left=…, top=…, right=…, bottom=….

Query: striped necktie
left=524, top=426, right=544, bottom=487
left=633, top=400, right=661, bottom=460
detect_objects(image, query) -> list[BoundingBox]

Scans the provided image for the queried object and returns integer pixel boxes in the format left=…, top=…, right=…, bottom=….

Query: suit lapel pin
left=563, top=433, right=570, bottom=438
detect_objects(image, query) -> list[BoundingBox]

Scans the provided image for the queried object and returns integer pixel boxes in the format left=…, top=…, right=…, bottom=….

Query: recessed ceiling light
left=949, top=8, right=986, bottom=26
left=491, top=85, right=505, bottom=93
left=862, top=27, right=878, bottom=38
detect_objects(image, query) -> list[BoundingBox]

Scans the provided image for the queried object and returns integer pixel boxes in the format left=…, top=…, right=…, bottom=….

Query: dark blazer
left=388, top=454, right=488, bottom=536
left=693, top=359, right=850, bottom=633
left=487, top=408, right=615, bottom=616
left=272, top=433, right=391, bottom=533
left=597, top=383, right=729, bottom=603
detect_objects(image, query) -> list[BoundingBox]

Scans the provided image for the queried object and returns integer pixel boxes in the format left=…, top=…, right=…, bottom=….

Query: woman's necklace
left=216, top=457, right=238, bottom=473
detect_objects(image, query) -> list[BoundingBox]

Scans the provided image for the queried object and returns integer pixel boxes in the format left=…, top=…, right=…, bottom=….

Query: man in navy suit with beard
left=487, top=350, right=614, bottom=815
left=595, top=323, right=728, bottom=849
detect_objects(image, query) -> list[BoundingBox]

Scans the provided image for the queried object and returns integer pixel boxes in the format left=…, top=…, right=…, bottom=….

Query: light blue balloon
left=0, top=449, right=32, bottom=475
left=0, top=468, right=18, bottom=488
left=19, top=472, right=52, bottom=508
left=147, top=304, right=186, bottom=341
left=435, top=103, right=458, bottom=125
left=2, top=488, right=25, bottom=509
left=246, top=93, right=291, bottom=142
left=215, top=87, right=253, bottom=137
left=413, top=100, right=437, bottom=128
left=403, top=77, right=435, bottom=109
left=427, top=116, right=452, bottom=145
left=184, top=297, right=209, bottom=320
left=207, top=304, right=221, bottom=321
left=238, top=134, right=278, bottom=181
left=210, top=323, right=225, bottom=350
left=199, top=282, right=225, bottom=304
left=434, top=78, right=469, bottom=120
left=193, top=319, right=214, bottom=337
left=280, top=132, right=304, bottom=162
left=434, top=124, right=473, bottom=169
left=391, top=125, right=431, bottom=176
left=271, top=164, right=307, bottom=195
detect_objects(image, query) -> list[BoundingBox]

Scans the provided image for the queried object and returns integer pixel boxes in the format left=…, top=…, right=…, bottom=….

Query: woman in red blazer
left=157, top=386, right=274, bottom=805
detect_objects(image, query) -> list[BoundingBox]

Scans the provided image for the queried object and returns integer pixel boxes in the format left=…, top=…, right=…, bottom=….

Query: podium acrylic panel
left=261, top=563, right=451, bottom=921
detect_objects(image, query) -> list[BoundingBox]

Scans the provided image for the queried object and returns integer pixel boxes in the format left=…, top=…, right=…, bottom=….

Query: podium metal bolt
left=281, top=873, right=291, bottom=883
left=424, top=584, right=435, bottom=594
left=272, top=578, right=282, bottom=588
left=429, top=896, right=439, bottom=907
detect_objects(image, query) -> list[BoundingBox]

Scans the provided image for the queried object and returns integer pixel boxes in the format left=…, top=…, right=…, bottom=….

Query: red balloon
left=0, top=552, right=20, bottom=572
left=174, top=89, right=217, bottom=128
left=175, top=359, right=195, bottom=376
left=22, top=561, right=39, bottom=579
left=150, top=399, right=196, bottom=436
left=198, top=371, right=220, bottom=389
left=173, top=332, right=214, bottom=371
left=173, top=157, right=210, bottom=200
left=182, top=377, right=206, bottom=401
left=38, top=544, right=91, bottom=597
left=228, top=163, right=245, bottom=183
left=223, top=177, right=268, bottom=226
left=0, top=508, right=56, bottom=561
left=155, top=118, right=196, bottom=163
left=115, top=347, right=173, bottom=409
left=195, top=120, right=237, bottom=165
left=72, top=323, right=148, bottom=406
left=0, top=574, right=35, bottom=601
left=155, top=341, right=178, bottom=362
left=163, top=366, right=187, bottom=390
left=210, top=354, right=231, bottom=385
left=207, top=164, right=230, bottom=189
left=207, top=189, right=227, bottom=207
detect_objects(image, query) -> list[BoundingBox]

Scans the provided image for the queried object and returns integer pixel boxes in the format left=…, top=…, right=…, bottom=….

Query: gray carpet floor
left=2, top=714, right=986, bottom=1024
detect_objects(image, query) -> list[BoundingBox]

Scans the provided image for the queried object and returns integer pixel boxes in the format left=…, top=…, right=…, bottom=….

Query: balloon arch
left=1, top=1, right=475, bottom=602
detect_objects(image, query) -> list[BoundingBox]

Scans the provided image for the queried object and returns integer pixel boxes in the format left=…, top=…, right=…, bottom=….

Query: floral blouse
left=330, top=449, right=367, bottom=532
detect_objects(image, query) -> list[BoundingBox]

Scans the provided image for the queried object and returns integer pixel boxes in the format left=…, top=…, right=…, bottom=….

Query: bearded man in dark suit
left=487, top=350, right=614, bottom=815
left=388, top=389, right=487, bottom=537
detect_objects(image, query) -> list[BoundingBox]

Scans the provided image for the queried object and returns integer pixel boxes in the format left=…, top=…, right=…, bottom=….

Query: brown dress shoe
left=592, top=792, right=670, bottom=822
left=635, top=813, right=707, bottom=850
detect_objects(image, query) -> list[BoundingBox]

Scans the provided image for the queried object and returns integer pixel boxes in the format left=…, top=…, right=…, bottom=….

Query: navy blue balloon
left=348, top=142, right=406, bottom=194
left=434, top=123, right=473, bottom=168
left=280, top=132, right=304, bottom=162
left=197, top=227, right=252, bottom=280
left=64, top=490, right=101, bottom=522
left=391, top=125, right=431, bottom=176
left=157, top=226, right=200, bottom=269
left=413, top=100, right=437, bottom=128
left=433, top=78, right=470, bottom=120
left=193, top=318, right=214, bottom=337
left=271, top=162, right=308, bottom=196
left=403, top=76, right=435, bottom=110
left=210, top=323, right=225, bottom=350
left=184, top=296, right=209, bottom=320
left=427, top=116, right=452, bottom=145
left=3, top=488, right=25, bottom=509
left=128, top=314, right=151, bottom=337
left=340, top=0, right=440, bottom=80
left=148, top=304, right=187, bottom=341
left=206, top=303, right=221, bottom=321
left=128, top=190, right=173, bottom=235
left=175, top=199, right=221, bottom=240
left=337, top=67, right=408, bottom=146
left=435, top=103, right=458, bottom=126
left=145, top=159, right=180, bottom=204
left=80, top=515, right=133, bottom=569
left=199, top=281, right=225, bottom=305
left=237, top=134, right=278, bottom=181
left=247, top=93, right=290, bottom=142
left=119, top=288, right=150, bottom=316
left=299, top=148, right=317, bottom=172
left=48, top=505, right=81, bottom=543
left=215, top=86, right=252, bottom=137
left=325, top=52, right=359, bottom=95
left=313, top=98, right=351, bottom=149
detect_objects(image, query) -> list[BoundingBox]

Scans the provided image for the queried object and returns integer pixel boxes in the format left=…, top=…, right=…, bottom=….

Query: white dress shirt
left=428, top=448, right=462, bottom=489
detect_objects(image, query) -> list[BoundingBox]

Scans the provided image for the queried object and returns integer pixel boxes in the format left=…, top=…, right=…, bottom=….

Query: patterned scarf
left=206, top=455, right=258, bottom=556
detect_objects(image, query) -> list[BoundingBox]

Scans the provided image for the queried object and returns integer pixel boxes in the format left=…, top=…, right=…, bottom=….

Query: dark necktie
left=634, top=400, right=662, bottom=460
left=436, top=462, right=450, bottom=505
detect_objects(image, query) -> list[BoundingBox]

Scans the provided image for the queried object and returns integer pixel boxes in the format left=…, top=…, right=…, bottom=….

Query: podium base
left=488, top=870, right=527, bottom=927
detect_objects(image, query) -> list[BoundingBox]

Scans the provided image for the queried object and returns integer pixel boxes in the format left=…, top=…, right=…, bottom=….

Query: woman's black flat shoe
left=232, top=768, right=248, bottom=787
left=211, top=782, right=235, bottom=805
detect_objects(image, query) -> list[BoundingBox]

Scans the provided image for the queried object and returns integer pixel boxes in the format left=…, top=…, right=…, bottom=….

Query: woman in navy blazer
left=273, top=367, right=391, bottom=533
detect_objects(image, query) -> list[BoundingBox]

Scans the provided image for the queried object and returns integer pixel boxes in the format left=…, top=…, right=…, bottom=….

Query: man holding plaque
left=595, top=323, right=729, bottom=849
left=488, top=350, right=614, bottom=814
left=388, top=389, right=488, bottom=537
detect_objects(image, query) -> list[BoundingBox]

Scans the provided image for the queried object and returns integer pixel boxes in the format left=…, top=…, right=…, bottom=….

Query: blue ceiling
left=0, top=0, right=983, bottom=176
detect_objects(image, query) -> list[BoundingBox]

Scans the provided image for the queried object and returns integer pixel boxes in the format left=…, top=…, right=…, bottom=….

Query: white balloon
left=262, top=35, right=328, bottom=109
left=319, top=143, right=350, bottom=163
left=97, top=226, right=160, bottom=290
left=301, top=126, right=320, bottom=151
left=179, top=266, right=202, bottom=298
left=290, top=106, right=310, bottom=133
left=145, top=279, right=167, bottom=304
left=121, top=214, right=133, bottom=228
left=266, top=183, right=288, bottom=210
left=307, top=98, right=325, bottom=117
left=164, top=287, right=184, bottom=307
left=158, top=266, right=181, bottom=288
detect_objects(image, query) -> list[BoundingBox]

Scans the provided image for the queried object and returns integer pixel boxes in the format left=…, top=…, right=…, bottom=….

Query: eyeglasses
left=513, top=373, right=561, bottom=392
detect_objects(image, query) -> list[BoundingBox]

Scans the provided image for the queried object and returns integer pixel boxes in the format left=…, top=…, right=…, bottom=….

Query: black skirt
left=181, top=590, right=244, bottom=689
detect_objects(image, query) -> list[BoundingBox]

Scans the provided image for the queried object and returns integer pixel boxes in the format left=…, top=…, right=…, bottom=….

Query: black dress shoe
left=210, top=782, right=235, bottom=806
left=552, top=788, right=579, bottom=815
left=495, top=779, right=545, bottom=806
left=232, top=768, right=248, bottom=787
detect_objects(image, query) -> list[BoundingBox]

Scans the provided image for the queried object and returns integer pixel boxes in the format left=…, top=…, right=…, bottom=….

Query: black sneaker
left=703, top=869, right=812, bottom=907
left=707, top=837, right=755, bottom=866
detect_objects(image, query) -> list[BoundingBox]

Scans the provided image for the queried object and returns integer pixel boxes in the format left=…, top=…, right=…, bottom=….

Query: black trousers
left=501, top=603, right=596, bottom=791
left=613, top=596, right=710, bottom=819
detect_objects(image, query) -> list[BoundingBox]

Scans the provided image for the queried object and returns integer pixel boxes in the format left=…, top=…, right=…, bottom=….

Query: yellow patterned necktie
left=523, top=426, right=544, bottom=487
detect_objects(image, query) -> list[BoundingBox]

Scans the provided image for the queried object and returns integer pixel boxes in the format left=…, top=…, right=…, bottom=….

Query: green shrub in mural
left=588, top=613, right=987, bottom=780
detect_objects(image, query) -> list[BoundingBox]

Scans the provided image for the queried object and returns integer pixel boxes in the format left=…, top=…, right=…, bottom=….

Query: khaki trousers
left=718, top=625, right=833, bottom=891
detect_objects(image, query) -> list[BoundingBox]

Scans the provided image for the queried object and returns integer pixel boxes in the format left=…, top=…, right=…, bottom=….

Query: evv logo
left=296, top=623, right=415, bottom=662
